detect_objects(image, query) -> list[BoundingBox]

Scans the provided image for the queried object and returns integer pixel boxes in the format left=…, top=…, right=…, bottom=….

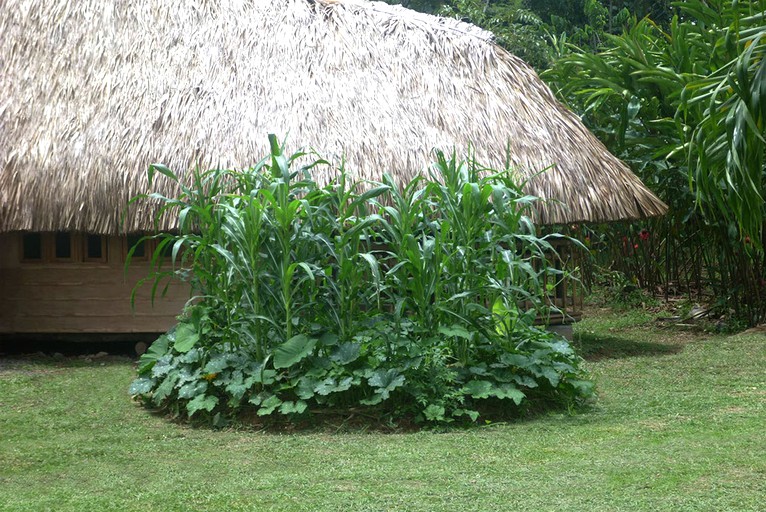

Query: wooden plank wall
left=0, top=233, right=189, bottom=334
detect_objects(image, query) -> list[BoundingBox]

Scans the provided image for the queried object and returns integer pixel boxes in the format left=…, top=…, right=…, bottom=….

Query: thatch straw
left=0, top=0, right=667, bottom=234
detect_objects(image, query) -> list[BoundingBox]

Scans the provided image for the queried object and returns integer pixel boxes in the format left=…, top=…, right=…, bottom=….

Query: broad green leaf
left=454, top=408, right=480, bottom=422
left=468, top=364, right=488, bottom=376
left=178, top=381, right=208, bottom=400
left=361, top=369, right=406, bottom=404
left=319, top=332, right=339, bottom=347
left=137, top=334, right=171, bottom=374
left=367, top=369, right=405, bottom=392
left=259, top=369, right=277, bottom=385
left=492, top=383, right=525, bottom=405
left=257, top=395, right=282, bottom=416
left=511, top=375, right=539, bottom=388
left=128, top=377, right=154, bottom=396
left=203, top=354, right=230, bottom=374
left=438, top=325, right=472, bottom=340
left=500, top=353, right=531, bottom=368
left=330, top=342, right=361, bottom=365
left=174, top=323, right=200, bottom=353
left=296, top=376, right=320, bottom=400
left=423, top=404, right=446, bottom=422
left=179, top=348, right=201, bottom=364
left=279, top=400, right=308, bottom=415
left=550, top=341, right=575, bottom=356
left=360, top=393, right=385, bottom=406
left=225, top=381, right=249, bottom=402
left=314, top=376, right=353, bottom=396
left=462, top=380, right=493, bottom=398
left=150, top=355, right=173, bottom=378
left=186, top=394, right=218, bottom=417
left=540, top=367, right=561, bottom=387
left=152, top=374, right=178, bottom=404
left=247, top=392, right=266, bottom=407
left=273, top=335, right=317, bottom=369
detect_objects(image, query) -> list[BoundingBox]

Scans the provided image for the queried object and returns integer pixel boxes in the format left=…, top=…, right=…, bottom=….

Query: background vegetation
left=543, top=0, right=766, bottom=324
left=384, top=0, right=676, bottom=68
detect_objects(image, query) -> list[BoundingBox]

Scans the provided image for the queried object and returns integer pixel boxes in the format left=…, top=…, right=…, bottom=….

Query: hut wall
left=0, top=233, right=188, bottom=334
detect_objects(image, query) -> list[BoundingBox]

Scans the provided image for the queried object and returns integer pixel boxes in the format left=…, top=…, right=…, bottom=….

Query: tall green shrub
left=543, top=0, right=766, bottom=323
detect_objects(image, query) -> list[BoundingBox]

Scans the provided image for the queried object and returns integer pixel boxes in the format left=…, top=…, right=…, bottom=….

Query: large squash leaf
left=186, top=394, right=218, bottom=417
left=174, top=323, right=200, bottom=353
left=273, top=335, right=317, bottom=369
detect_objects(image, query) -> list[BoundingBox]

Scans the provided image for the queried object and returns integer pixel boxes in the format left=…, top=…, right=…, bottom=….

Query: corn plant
left=128, top=137, right=591, bottom=425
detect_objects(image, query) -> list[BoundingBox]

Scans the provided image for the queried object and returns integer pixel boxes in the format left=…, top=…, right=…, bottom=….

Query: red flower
left=639, top=229, right=650, bottom=241
left=634, top=244, right=639, bottom=249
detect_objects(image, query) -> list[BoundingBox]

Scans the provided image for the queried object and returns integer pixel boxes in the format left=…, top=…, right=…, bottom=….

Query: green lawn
left=1, top=308, right=764, bottom=511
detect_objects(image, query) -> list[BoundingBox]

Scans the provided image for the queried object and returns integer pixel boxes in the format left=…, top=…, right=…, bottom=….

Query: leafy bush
left=128, top=136, right=592, bottom=425
left=543, top=0, right=766, bottom=323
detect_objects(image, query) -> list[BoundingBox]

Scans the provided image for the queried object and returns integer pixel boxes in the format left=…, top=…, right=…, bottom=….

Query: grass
left=1, top=307, right=764, bottom=511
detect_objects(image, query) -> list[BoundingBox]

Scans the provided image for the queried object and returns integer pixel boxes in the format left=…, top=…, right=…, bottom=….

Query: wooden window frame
left=52, top=232, right=76, bottom=262
left=19, top=232, right=45, bottom=263
left=82, top=234, right=108, bottom=263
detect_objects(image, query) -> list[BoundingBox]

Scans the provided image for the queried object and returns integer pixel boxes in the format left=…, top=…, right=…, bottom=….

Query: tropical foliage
left=384, top=0, right=676, bottom=68
left=128, top=137, right=592, bottom=425
left=544, top=0, right=766, bottom=323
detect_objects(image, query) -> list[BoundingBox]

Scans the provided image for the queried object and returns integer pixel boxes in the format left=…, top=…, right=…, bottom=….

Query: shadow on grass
left=574, top=332, right=683, bottom=361
left=216, top=407, right=584, bottom=435
left=0, top=354, right=134, bottom=375
left=139, top=393, right=591, bottom=435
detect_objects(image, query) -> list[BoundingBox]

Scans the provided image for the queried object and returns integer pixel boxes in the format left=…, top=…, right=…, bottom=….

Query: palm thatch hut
left=0, top=0, right=666, bottom=336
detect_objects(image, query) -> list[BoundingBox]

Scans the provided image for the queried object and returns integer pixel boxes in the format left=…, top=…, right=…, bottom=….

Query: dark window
left=55, top=232, right=72, bottom=259
left=126, top=235, right=146, bottom=258
left=86, top=235, right=104, bottom=259
left=22, top=233, right=43, bottom=260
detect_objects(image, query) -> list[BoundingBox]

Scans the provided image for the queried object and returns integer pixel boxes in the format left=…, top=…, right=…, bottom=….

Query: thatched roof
left=0, top=0, right=666, bottom=234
